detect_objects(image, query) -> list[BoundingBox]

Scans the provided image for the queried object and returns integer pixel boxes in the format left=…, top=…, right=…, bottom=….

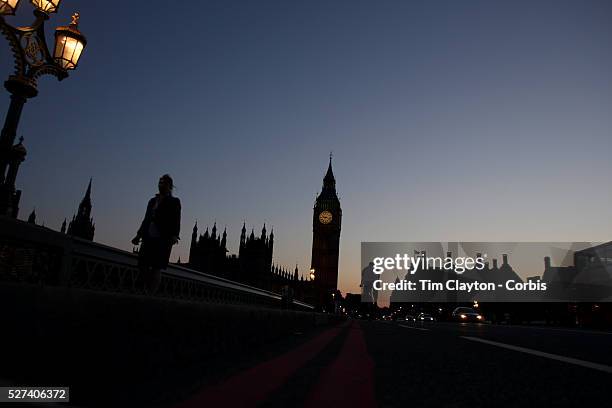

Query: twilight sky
left=2, top=0, right=612, bottom=295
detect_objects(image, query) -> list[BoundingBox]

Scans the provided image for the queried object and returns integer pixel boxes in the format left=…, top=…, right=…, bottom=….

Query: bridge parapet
left=0, top=216, right=314, bottom=310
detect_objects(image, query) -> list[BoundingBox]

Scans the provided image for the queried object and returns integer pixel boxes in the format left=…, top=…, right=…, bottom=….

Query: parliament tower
left=67, top=178, right=95, bottom=241
left=310, top=156, right=342, bottom=302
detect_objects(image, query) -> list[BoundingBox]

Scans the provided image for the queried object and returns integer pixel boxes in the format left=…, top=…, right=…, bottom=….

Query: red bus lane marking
left=175, top=323, right=346, bottom=408
left=305, top=321, right=377, bottom=408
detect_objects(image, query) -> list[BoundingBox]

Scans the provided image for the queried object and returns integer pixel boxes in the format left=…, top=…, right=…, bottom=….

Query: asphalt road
left=177, top=319, right=611, bottom=408
left=366, top=320, right=611, bottom=407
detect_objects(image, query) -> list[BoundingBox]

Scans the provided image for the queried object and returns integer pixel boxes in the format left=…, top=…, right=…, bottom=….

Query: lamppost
left=0, top=0, right=86, bottom=217
left=309, top=268, right=315, bottom=281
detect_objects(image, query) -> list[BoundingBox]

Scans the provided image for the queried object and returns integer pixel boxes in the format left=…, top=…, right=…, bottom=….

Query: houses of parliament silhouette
left=29, top=157, right=342, bottom=307
left=185, top=156, right=342, bottom=305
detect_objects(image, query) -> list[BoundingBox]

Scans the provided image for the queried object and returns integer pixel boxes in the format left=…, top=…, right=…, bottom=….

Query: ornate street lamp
left=0, top=1, right=86, bottom=217
left=0, top=0, right=21, bottom=16
left=54, top=12, right=86, bottom=70
left=30, top=0, right=60, bottom=14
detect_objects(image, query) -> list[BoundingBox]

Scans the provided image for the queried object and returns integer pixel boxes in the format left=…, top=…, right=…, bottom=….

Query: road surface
left=176, top=319, right=611, bottom=407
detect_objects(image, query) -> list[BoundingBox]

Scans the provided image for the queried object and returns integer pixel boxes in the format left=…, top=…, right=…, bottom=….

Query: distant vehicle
left=452, top=307, right=484, bottom=322
left=405, top=315, right=416, bottom=322
left=417, top=313, right=434, bottom=322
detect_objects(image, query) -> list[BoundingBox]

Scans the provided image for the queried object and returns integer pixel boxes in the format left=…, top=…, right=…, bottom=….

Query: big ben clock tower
left=311, top=155, right=342, bottom=305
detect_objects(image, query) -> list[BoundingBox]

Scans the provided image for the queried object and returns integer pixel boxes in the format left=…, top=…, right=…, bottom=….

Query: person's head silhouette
left=158, top=174, right=174, bottom=195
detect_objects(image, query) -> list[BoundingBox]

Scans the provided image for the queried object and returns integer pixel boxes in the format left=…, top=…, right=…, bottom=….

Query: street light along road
left=0, top=0, right=87, bottom=217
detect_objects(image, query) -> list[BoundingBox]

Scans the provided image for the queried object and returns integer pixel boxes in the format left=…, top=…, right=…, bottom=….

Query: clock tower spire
left=310, top=155, right=342, bottom=310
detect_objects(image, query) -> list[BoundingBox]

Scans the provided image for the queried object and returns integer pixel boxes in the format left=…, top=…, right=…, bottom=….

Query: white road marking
left=497, top=325, right=612, bottom=336
left=461, top=336, right=612, bottom=374
left=399, top=324, right=430, bottom=331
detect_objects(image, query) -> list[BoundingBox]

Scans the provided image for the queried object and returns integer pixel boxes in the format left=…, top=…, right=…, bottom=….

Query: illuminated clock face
left=319, top=210, right=333, bottom=224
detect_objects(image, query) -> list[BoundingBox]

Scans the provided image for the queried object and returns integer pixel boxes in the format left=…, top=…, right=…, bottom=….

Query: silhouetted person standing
left=132, top=174, right=181, bottom=294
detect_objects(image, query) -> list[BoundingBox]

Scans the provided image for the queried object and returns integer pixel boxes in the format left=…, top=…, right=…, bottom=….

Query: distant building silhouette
left=386, top=243, right=612, bottom=304
left=239, top=223, right=273, bottom=287
left=361, top=262, right=378, bottom=304
left=188, top=221, right=302, bottom=293
left=542, top=256, right=576, bottom=284
left=67, top=179, right=95, bottom=241
left=189, top=222, right=229, bottom=276
left=543, top=244, right=612, bottom=300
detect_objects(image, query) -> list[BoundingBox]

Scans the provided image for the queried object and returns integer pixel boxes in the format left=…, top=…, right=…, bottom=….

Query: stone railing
left=0, top=216, right=314, bottom=310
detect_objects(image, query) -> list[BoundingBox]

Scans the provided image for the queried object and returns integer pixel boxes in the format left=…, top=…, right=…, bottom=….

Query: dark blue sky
left=2, top=0, right=612, bottom=293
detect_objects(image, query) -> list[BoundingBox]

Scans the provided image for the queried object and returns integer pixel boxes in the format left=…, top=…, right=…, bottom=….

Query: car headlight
left=460, top=314, right=467, bottom=319
left=476, top=315, right=483, bottom=320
